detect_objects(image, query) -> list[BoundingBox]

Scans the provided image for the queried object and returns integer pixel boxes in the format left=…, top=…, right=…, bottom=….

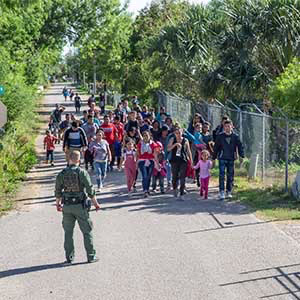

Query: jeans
left=46, top=150, right=54, bottom=162
left=138, top=160, right=154, bottom=192
left=152, top=174, right=165, bottom=192
left=166, top=161, right=172, bottom=186
left=219, top=159, right=234, bottom=192
left=94, top=161, right=107, bottom=187
left=113, top=141, right=122, bottom=168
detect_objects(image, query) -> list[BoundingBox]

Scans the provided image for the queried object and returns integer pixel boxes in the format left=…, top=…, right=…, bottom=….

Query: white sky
left=125, top=0, right=210, bottom=15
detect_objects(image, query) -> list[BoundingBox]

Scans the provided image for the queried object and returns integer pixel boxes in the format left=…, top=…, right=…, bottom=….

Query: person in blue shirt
left=156, top=106, right=169, bottom=124
left=184, top=123, right=204, bottom=146
left=184, top=123, right=205, bottom=187
left=187, top=113, right=205, bottom=135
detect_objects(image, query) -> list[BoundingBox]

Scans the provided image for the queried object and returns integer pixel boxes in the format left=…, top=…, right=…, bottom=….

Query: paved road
left=1, top=84, right=300, bottom=300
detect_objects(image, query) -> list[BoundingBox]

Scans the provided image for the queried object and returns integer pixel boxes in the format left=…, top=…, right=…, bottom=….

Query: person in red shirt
left=101, top=115, right=118, bottom=171
left=137, top=130, right=159, bottom=197
left=113, top=116, right=124, bottom=170
left=43, top=129, right=58, bottom=166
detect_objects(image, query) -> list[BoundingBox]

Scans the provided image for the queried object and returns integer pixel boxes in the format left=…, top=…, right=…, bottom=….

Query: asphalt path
left=1, top=84, right=300, bottom=300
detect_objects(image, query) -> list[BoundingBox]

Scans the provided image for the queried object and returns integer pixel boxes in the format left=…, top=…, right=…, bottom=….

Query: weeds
left=0, top=88, right=39, bottom=215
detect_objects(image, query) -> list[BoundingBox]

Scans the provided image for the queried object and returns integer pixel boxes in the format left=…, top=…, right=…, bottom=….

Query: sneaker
left=133, top=187, right=137, bottom=193
left=144, top=192, right=148, bottom=198
left=161, top=190, right=165, bottom=194
left=100, top=182, right=103, bottom=189
left=51, top=162, right=54, bottom=167
left=63, top=257, right=73, bottom=264
left=173, top=189, right=178, bottom=198
left=219, top=191, right=225, bottom=201
left=177, top=195, right=184, bottom=201
left=88, top=257, right=99, bottom=264
left=226, top=191, right=233, bottom=199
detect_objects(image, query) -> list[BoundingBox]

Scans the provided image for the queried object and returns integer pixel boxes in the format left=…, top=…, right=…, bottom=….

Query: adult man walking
left=50, top=104, right=65, bottom=142
left=212, top=120, right=244, bottom=200
left=63, top=121, right=88, bottom=163
left=55, top=151, right=100, bottom=263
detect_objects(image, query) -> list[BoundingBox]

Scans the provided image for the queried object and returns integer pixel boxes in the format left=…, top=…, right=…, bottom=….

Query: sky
left=125, top=0, right=210, bottom=15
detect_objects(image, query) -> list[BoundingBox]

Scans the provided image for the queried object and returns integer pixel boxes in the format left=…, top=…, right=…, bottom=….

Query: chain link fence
left=157, top=91, right=300, bottom=191
left=157, top=91, right=192, bottom=127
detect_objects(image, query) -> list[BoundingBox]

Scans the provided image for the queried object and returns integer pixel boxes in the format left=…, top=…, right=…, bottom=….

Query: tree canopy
left=2, top=0, right=300, bottom=117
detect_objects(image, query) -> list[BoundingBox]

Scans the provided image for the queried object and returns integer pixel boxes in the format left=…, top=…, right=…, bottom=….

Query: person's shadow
left=0, top=261, right=87, bottom=279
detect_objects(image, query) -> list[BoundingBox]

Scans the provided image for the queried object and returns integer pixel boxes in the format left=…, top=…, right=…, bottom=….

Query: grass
left=211, top=162, right=300, bottom=221
left=0, top=92, right=40, bottom=215
left=105, top=105, right=114, bottom=111
left=76, top=84, right=89, bottom=94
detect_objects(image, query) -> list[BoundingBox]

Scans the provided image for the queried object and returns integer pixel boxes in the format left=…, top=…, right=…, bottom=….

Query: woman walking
left=91, top=129, right=112, bottom=191
left=167, top=128, right=193, bottom=201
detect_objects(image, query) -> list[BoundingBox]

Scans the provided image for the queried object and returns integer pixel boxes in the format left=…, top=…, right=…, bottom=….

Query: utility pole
left=93, top=53, right=96, bottom=95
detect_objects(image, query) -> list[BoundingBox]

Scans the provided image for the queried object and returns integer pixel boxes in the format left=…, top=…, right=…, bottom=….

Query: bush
left=270, top=58, right=300, bottom=118
left=0, top=84, right=39, bottom=212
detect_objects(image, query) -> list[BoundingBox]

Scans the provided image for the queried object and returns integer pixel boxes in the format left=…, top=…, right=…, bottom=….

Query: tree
left=270, top=58, right=300, bottom=117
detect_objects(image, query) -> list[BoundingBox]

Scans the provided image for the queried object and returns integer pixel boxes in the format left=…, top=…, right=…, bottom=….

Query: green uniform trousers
left=62, top=204, right=96, bottom=261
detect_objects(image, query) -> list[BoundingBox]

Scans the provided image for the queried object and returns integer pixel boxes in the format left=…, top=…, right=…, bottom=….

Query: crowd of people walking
left=53, top=85, right=245, bottom=264
left=49, top=86, right=245, bottom=202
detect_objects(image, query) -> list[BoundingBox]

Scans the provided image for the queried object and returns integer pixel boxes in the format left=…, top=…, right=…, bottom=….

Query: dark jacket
left=212, top=132, right=244, bottom=161
left=212, top=124, right=223, bottom=142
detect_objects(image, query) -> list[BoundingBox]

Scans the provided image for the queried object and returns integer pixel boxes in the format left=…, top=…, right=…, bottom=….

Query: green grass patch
left=0, top=87, right=40, bottom=215
left=232, top=176, right=300, bottom=220
left=210, top=161, right=300, bottom=221
left=105, top=105, right=114, bottom=111
left=76, top=84, right=89, bottom=94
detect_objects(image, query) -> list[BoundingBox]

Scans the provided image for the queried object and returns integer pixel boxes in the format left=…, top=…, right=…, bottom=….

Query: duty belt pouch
left=63, top=194, right=83, bottom=205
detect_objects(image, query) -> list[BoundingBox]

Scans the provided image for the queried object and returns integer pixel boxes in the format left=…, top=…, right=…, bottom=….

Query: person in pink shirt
left=121, top=139, right=138, bottom=196
left=193, top=150, right=213, bottom=199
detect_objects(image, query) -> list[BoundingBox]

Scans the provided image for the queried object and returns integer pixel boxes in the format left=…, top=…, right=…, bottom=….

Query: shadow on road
left=0, top=262, right=87, bottom=279
left=220, top=263, right=300, bottom=299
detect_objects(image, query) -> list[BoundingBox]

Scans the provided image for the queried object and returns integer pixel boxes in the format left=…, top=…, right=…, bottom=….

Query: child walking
left=193, top=150, right=213, bottom=199
left=43, top=129, right=58, bottom=166
left=152, top=152, right=167, bottom=194
left=121, top=139, right=137, bottom=196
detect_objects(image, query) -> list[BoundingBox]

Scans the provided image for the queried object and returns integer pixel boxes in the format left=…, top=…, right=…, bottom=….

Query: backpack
left=61, top=167, right=86, bottom=204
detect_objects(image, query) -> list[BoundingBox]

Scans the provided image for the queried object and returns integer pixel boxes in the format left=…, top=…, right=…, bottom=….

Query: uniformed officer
left=55, top=150, right=100, bottom=263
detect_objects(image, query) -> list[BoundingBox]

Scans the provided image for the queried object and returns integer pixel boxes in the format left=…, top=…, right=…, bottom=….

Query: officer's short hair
left=69, top=151, right=81, bottom=163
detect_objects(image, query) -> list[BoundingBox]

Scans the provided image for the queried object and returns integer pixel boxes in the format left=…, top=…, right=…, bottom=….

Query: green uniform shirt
left=55, top=165, right=96, bottom=199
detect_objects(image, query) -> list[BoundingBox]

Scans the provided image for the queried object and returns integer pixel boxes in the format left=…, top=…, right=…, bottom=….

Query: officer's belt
left=63, top=192, right=86, bottom=205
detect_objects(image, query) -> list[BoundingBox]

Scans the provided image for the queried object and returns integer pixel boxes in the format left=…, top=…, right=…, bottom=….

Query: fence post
left=239, top=110, right=243, bottom=142
left=285, top=120, right=289, bottom=193
left=262, top=113, right=265, bottom=181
